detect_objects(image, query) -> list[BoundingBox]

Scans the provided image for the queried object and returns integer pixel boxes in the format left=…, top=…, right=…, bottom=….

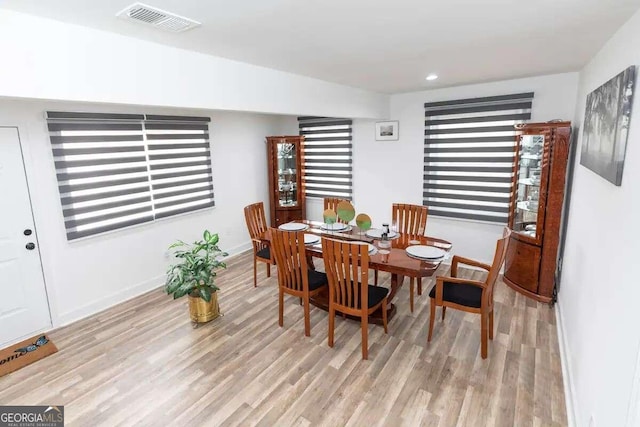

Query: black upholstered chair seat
left=337, top=282, right=388, bottom=309
left=256, top=246, right=270, bottom=260
left=429, top=281, right=482, bottom=308
left=307, top=270, right=328, bottom=291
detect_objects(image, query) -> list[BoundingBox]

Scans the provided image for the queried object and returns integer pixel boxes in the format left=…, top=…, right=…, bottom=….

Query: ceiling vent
left=116, top=3, right=201, bottom=33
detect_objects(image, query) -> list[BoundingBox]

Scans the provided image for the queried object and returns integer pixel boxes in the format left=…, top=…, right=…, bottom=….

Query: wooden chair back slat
left=270, top=229, right=308, bottom=293
left=392, top=203, right=428, bottom=237
left=483, top=227, right=512, bottom=307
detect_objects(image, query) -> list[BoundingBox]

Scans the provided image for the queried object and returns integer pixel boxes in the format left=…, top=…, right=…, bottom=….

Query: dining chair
left=427, top=227, right=511, bottom=359
left=321, top=237, right=389, bottom=360
left=243, top=202, right=274, bottom=287
left=323, top=197, right=348, bottom=223
left=270, top=229, right=328, bottom=336
left=374, top=203, right=429, bottom=311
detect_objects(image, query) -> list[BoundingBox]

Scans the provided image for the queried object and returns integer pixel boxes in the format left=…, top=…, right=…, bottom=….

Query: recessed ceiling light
left=425, top=74, right=438, bottom=81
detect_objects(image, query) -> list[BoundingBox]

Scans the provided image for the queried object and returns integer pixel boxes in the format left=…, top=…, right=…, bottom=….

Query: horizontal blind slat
left=66, top=216, right=154, bottom=240
left=155, top=201, right=215, bottom=219
left=426, top=209, right=507, bottom=223
left=63, top=195, right=152, bottom=217
left=423, top=192, right=510, bottom=203
left=154, top=192, right=215, bottom=210
left=425, top=113, right=531, bottom=126
left=65, top=205, right=153, bottom=228
left=424, top=174, right=513, bottom=183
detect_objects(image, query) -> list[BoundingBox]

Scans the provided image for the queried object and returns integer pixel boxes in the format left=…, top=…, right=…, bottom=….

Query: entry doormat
left=0, top=335, right=57, bottom=378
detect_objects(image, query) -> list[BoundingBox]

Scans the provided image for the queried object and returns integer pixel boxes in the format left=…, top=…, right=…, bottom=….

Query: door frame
left=0, top=125, right=53, bottom=346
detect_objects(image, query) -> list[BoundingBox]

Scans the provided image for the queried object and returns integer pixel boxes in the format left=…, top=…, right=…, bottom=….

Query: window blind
left=47, top=112, right=213, bottom=240
left=423, top=92, right=534, bottom=223
left=298, top=116, right=353, bottom=200
left=145, top=115, right=214, bottom=219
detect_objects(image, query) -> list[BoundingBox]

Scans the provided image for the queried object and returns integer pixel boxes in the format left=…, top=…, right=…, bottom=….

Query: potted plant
left=165, top=230, right=228, bottom=324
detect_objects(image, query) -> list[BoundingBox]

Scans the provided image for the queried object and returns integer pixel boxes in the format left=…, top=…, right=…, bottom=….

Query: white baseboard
left=225, top=241, right=252, bottom=257
left=55, top=274, right=165, bottom=327
left=556, top=301, right=578, bottom=427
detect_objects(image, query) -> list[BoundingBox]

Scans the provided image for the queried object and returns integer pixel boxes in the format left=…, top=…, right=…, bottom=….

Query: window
left=423, top=92, right=534, bottom=223
left=298, top=116, right=353, bottom=200
left=47, top=112, right=214, bottom=240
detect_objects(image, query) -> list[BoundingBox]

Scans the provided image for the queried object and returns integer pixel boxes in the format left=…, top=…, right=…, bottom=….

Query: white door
left=0, top=127, right=51, bottom=348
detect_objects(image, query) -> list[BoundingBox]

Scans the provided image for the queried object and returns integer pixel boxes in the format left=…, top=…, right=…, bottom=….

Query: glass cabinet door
left=276, top=140, right=298, bottom=208
left=513, top=134, right=544, bottom=240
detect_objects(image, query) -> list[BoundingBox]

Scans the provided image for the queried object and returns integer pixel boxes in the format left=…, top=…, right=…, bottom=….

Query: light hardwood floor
left=0, top=251, right=567, bottom=426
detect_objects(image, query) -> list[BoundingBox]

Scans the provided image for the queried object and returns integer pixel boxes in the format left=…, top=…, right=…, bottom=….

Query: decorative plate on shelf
left=405, top=245, right=446, bottom=260
left=278, top=222, right=308, bottom=231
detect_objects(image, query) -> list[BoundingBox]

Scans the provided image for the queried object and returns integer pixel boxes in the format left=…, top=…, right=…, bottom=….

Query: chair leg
left=382, top=299, right=388, bottom=334
left=427, top=298, right=435, bottom=343
left=278, top=289, right=284, bottom=328
left=481, top=311, right=488, bottom=359
left=253, top=257, right=258, bottom=287
left=409, top=278, right=415, bottom=313
left=442, top=306, right=446, bottom=321
left=361, top=315, right=369, bottom=360
left=328, top=306, right=335, bottom=348
left=266, top=262, right=271, bottom=278
left=489, top=309, right=494, bottom=340
left=417, top=278, right=422, bottom=296
left=303, top=298, right=311, bottom=337
left=374, top=270, right=378, bottom=286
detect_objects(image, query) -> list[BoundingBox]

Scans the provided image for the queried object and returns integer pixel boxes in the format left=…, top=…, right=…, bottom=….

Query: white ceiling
left=2, top=0, right=639, bottom=93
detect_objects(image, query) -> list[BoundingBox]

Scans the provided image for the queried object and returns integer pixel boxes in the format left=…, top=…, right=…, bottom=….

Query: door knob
left=25, top=243, right=35, bottom=250
left=24, top=229, right=33, bottom=236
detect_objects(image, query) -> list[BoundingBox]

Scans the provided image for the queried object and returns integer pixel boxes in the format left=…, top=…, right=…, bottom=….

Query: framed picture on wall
left=375, top=120, right=399, bottom=141
left=580, top=65, right=636, bottom=186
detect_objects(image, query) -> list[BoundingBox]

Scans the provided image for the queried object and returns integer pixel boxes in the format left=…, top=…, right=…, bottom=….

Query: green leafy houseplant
left=165, top=230, right=228, bottom=302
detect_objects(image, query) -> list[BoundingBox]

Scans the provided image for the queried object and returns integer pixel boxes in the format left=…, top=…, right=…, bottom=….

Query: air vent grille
left=117, top=3, right=201, bottom=33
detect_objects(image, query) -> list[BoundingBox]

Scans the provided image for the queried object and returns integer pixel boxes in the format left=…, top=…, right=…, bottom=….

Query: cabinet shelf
left=518, top=178, right=541, bottom=186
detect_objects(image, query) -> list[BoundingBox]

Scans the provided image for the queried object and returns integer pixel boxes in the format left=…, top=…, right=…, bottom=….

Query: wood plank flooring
left=0, top=251, right=567, bottom=426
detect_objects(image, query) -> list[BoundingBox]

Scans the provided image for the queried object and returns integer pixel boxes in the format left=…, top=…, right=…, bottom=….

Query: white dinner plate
left=278, top=222, right=309, bottom=231
left=304, top=233, right=320, bottom=245
left=406, top=253, right=444, bottom=263
left=405, top=245, right=446, bottom=260
left=320, top=222, right=349, bottom=231
left=365, top=229, right=399, bottom=239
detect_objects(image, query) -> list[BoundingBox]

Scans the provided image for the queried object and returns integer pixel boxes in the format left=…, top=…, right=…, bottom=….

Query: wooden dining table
left=260, top=220, right=452, bottom=323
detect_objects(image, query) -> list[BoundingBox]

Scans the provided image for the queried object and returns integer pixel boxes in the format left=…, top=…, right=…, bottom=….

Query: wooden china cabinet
left=504, top=121, right=572, bottom=304
left=266, top=136, right=306, bottom=227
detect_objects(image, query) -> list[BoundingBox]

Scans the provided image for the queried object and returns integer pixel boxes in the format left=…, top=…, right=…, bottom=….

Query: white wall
left=1, top=98, right=283, bottom=327
left=0, top=9, right=388, bottom=120
left=558, top=10, right=640, bottom=427
left=348, top=73, right=579, bottom=263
